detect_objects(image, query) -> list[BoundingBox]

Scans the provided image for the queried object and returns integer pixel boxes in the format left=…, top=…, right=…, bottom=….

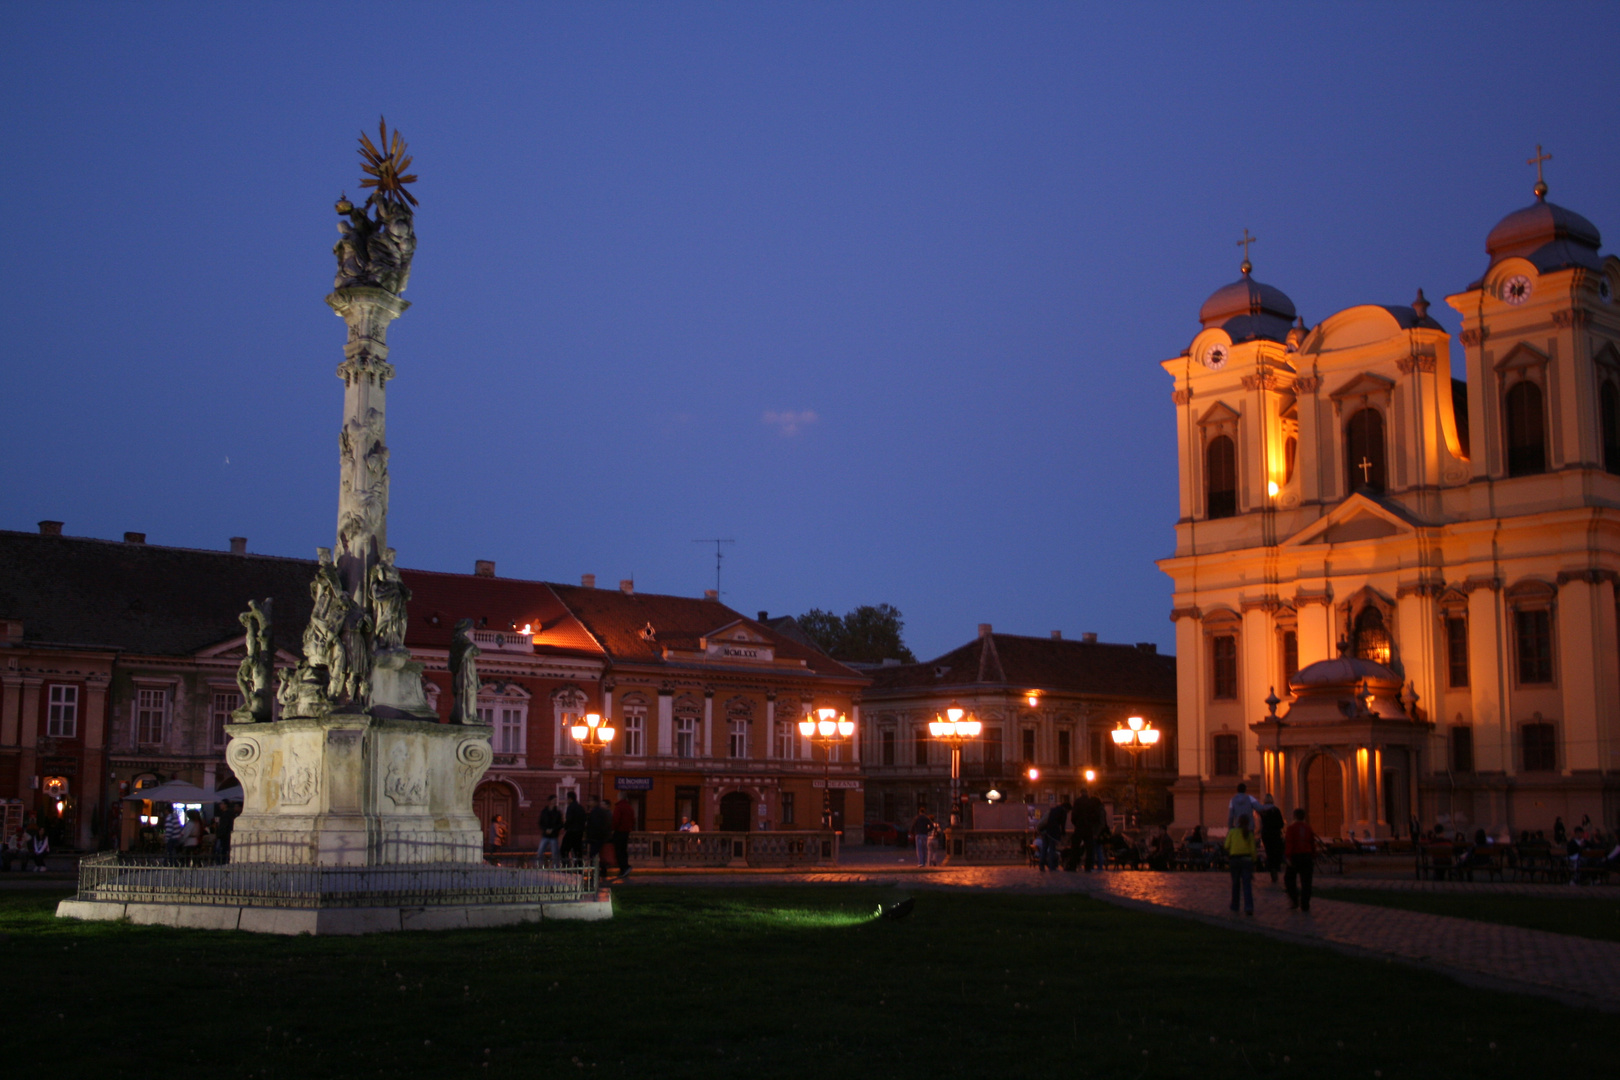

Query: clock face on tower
left=1202, top=343, right=1229, bottom=371
left=1502, top=275, right=1532, bottom=306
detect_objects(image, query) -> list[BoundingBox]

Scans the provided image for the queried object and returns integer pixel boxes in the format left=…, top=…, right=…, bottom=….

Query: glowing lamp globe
left=1139, top=727, right=1161, bottom=746
left=1111, top=727, right=1133, bottom=746
left=837, top=718, right=855, bottom=738
left=798, top=718, right=815, bottom=738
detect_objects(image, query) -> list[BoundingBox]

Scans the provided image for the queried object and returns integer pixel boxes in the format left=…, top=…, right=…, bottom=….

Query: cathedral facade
left=1160, top=171, right=1620, bottom=838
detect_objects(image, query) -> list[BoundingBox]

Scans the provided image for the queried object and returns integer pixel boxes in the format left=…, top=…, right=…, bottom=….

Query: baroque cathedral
left=1161, top=160, right=1620, bottom=838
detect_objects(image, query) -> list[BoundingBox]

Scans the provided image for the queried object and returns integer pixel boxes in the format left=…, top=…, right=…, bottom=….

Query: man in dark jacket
left=610, top=791, right=637, bottom=880
left=1036, top=800, right=1069, bottom=872
left=585, top=794, right=613, bottom=874
left=559, top=790, right=587, bottom=865
left=1073, top=788, right=1105, bottom=871
left=1258, top=794, right=1287, bottom=882
left=536, top=795, right=563, bottom=867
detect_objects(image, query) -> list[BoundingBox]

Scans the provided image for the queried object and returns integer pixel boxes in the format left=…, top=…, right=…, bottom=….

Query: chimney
left=581, top=573, right=596, bottom=588
left=1081, top=632, right=1098, bottom=644
left=619, top=579, right=634, bottom=594
left=123, top=532, right=146, bottom=544
left=475, top=560, right=495, bottom=578
left=1050, top=630, right=1062, bottom=640
left=38, top=521, right=62, bottom=537
left=704, top=589, right=719, bottom=601
left=1136, top=642, right=1157, bottom=654
left=758, top=610, right=768, bottom=621
left=229, top=536, right=248, bottom=555
left=978, top=623, right=992, bottom=638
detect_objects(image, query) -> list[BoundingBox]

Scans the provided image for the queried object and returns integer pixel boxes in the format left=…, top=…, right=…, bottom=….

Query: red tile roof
left=401, top=569, right=602, bottom=656
left=865, top=633, right=1175, bottom=702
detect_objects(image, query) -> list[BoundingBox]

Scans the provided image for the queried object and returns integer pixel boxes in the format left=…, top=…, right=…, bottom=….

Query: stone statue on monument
left=370, top=547, right=410, bottom=650
left=449, top=619, right=483, bottom=725
left=331, top=118, right=418, bottom=294
left=232, top=598, right=274, bottom=723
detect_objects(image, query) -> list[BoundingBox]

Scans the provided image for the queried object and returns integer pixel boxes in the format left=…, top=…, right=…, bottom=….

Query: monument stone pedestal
left=225, top=716, right=493, bottom=865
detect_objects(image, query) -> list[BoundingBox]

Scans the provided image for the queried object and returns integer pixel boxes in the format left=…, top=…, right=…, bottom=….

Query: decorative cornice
left=1396, top=353, right=1438, bottom=375
left=1552, top=309, right=1589, bottom=329
left=1241, top=371, right=1282, bottom=392
left=1172, top=389, right=1192, bottom=405
left=1240, top=596, right=1283, bottom=614
left=1462, top=576, right=1502, bottom=593
left=1293, top=588, right=1334, bottom=608
left=1168, top=605, right=1201, bottom=622
left=1555, top=568, right=1618, bottom=587
left=1293, top=376, right=1322, bottom=393
left=1459, top=328, right=1485, bottom=347
left=1395, top=581, right=1444, bottom=599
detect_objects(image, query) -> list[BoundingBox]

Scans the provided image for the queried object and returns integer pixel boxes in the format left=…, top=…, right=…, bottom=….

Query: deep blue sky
left=4, top=3, right=1619, bottom=662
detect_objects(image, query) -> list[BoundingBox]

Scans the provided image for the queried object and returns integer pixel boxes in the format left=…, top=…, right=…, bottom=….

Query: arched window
left=1601, top=381, right=1620, bottom=475
left=1206, top=436, right=1237, bottom=519
left=1352, top=606, right=1391, bottom=667
left=1504, top=381, right=1546, bottom=476
left=1345, top=408, right=1386, bottom=494
left=1284, top=435, right=1298, bottom=484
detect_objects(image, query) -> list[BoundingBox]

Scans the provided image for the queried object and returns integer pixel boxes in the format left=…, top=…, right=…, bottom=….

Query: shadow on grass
left=3, top=886, right=1606, bottom=1079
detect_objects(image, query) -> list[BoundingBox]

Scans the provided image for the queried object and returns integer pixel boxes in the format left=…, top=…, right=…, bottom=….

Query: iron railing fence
left=75, top=852, right=596, bottom=909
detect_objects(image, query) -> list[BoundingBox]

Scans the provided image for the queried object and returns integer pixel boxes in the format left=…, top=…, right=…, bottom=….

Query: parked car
left=864, top=821, right=909, bottom=846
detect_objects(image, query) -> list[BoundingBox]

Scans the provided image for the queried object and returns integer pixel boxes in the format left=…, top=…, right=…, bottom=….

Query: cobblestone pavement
left=618, top=865, right=1620, bottom=1011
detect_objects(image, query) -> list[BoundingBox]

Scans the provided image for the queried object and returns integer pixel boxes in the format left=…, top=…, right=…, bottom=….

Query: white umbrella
left=210, top=785, right=244, bottom=802
left=122, top=779, right=210, bottom=803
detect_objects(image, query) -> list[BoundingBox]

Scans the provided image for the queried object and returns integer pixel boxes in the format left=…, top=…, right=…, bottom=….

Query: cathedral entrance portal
left=1302, top=755, right=1344, bottom=838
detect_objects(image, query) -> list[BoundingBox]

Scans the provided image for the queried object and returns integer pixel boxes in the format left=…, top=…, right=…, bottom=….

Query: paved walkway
left=618, top=865, right=1620, bottom=1012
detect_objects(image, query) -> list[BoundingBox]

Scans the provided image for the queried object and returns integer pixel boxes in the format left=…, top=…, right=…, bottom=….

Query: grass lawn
left=1315, top=887, right=1620, bottom=944
left=3, top=885, right=1607, bottom=1079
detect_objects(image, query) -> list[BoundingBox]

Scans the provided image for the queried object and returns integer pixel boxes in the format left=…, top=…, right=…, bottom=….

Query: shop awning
left=122, top=779, right=211, bottom=803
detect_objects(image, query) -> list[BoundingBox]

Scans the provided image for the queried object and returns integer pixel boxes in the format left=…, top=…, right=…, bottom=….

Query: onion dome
left=1482, top=166, right=1602, bottom=277
left=1199, top=265, right=1297, bottom=343
left=1288, top=654, right=1400, bottom=693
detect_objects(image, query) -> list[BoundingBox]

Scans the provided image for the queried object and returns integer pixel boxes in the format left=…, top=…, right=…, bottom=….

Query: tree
left=796, top=604, right=916, bottom=664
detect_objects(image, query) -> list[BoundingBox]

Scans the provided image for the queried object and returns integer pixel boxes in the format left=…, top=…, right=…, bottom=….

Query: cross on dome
left=1527, top=144, right=1552, bottom=200
left=1237, top=228, right=1257, bottom=275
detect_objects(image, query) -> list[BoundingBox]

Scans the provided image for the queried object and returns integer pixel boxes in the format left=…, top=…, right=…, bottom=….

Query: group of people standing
left=1224, top=782, right=1317, bottom=915
left=533, top=791, right=636, bottom=881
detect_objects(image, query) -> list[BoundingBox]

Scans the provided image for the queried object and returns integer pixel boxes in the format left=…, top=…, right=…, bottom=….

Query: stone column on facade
left=1555, top=574, right=1605, bottom=772
left=1240, top=605, right=1271, bottom=780
left=1466, top=582, right=1509, bottom=775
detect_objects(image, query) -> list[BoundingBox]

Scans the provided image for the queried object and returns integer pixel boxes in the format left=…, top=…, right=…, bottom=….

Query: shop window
left=1212, top=635, right=1238, bottom=699
left=47, top=685, right=79, bottom=738
left=135, top=687, right=167, bottom=745
left=1449, top=725, right=1473, bottom=773
left=1345, top=407, right=1387, bottom=494
left=1504, top=381, right=1546, bottom=477
left=211, top=691, right=241, bottom=747
left=1212, top=733, right=1241, bottom=777
left=1515, top=608, right=1553, bottom=684
left=1521, top=722, right=1557, bottom=772
left=1206, top=436, right=1237, bottom=519
left=1446, top=617, right=1469, bottom=688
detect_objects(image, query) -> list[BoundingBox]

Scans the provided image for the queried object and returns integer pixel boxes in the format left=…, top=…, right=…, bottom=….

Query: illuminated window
left=1521, top=722, right=1556, bottom=772
left=135, top=687, right=166, bottom=745
left=1345, top=408, right=1387, bottom=494
left=1505, top=381, right=1546, bottom=477
left=47, top=685, right=78, bottom=738
left=1212, top=635, right=1238, bottom=699
left=1515, top=609, right=1553, bottom=684
left=1446, top=617, right=1469, bottom=688
left=1206, top=436, right=1237, bottom=519
left=1353, top=606, right=1391, bottom=667
left=211, top=691, right=241, bottom=747
left=1212, top=733, right=1241, bottom=776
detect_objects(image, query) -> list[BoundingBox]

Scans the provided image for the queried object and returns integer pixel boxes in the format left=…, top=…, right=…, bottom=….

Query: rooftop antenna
left=692, top=538, right=735, bottom=596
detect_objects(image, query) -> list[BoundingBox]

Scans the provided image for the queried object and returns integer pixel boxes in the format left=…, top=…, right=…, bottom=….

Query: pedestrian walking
left=910, top=804, right=936, bottom=868
left=559, top=790, right=587, bottom=865
left=1283, top=808, right=1317, bottom=912
left=610, top=790, right=636, bottom=880
left=163, top=806, right=184, bottom=865
left=1036, top=800, right=1069, bottom=872
left=1074, top=787, right=1105, bottom=871
left=180, top=810, right=202, bottom=864
left=1227, top=782, right=1263, bottom=828
left=1258, top=794, right=1286, bottom=883
left=585, top=794, right=613, bottom=875
left=536, top=795, right=563, bottom=867
left=1225, top=814, right=1257, bottom=915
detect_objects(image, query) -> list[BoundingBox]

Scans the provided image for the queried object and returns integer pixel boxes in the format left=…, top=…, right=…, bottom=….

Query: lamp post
left=1110, top=715, right=1160, bottom=828
left=570, top=711, right=617, bottom=801
left=928, top=702, right=982, bottom=829
left=798, top=707, right=855, bottom=831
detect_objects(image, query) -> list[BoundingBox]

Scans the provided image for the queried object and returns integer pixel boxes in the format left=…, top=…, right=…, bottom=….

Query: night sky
left=4, top=3, right=1619, bottom=662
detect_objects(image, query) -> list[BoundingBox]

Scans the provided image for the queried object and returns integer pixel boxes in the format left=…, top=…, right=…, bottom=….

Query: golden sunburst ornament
left=357, top=116, right=419, bottom=207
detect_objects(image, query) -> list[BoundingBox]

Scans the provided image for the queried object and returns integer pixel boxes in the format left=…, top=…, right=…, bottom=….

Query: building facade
left=1160, top=174, right=1620, bottom=837
left=860, top=625, right=1176, bottom=828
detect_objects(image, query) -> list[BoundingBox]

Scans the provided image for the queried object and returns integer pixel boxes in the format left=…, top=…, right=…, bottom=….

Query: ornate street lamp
left=798, top=707, right=855, bottom=830
left=570, top=711, right=616, bottom=801
left=1110, top=715, right=1161, bottom=827
left=928, top=702, right=982, bottom=829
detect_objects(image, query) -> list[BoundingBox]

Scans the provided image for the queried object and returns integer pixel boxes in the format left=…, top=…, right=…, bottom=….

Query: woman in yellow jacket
left=1225, top=814, right=1258, bottom=915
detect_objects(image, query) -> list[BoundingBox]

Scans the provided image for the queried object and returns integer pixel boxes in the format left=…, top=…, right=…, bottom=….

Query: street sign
left=812, top=779, right=862, bottom=790
left=614, top=777, right=654, bottom=791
